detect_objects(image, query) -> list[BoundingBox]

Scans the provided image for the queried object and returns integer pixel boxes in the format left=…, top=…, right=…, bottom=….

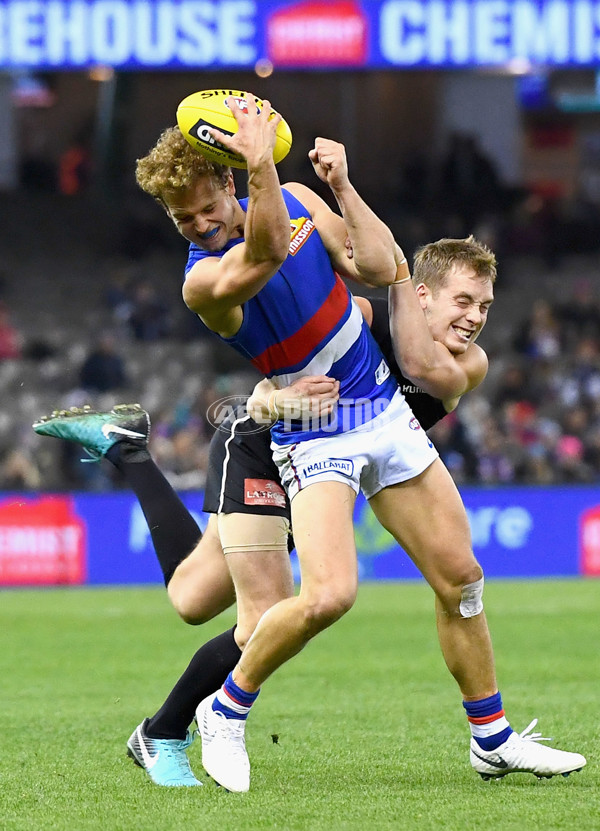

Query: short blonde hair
left=413, top=235, right=497, bottom=293
left=135, top=126, right=230, bottom=202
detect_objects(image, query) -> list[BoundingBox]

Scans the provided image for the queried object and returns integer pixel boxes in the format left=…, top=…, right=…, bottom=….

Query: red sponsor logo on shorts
left=0, top=496, right=86, bottom=586
left=244, top=479, right=287, bottom=508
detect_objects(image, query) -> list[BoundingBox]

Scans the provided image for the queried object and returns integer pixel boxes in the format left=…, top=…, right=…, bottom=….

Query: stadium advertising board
left=0, top=495, right=86, bottom=585
left=1, top=0, right=600, bottom=70
left=0, top=487, right=599, bottom=586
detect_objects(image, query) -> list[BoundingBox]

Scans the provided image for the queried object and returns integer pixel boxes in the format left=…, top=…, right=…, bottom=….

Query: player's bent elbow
left=400, top=360, right=456, bottom=401
left=209, top=259, right=284, bottom=306
left=354, top=257, right=398, bottom=288
left=272, top=238, right=292, bottom=266
left=248, top=249, right=288, bottom=277
left=182, top=279, right=204, bottom=314
left=398, top=349, right=437, bottom=380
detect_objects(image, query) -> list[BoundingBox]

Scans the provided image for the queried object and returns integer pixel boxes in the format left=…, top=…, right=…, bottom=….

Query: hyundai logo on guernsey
left=301, top=459, right=355, bottom=479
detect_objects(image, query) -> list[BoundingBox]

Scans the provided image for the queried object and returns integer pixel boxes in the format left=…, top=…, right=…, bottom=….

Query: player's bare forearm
left=331, top=181, right=397, bottom=287
left=245, top=160, right=291, bottom=270
left=218, top=93, right=290, bottom=269
left=247, top=376, right=340, bottom=423
left=308, top=138, right=396, bottom=286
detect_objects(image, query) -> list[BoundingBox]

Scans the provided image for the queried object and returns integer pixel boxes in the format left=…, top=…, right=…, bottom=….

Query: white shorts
left=271, top=390, right=439, bottom=501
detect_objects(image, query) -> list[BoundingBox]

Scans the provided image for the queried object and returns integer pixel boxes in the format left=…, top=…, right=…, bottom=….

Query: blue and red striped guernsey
left=184, top=188, right=399, bottom=443
left=250, top=273, right=349, bottom=376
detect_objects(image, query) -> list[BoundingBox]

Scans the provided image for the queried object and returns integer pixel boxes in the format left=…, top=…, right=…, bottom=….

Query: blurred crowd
left=430, top=276, right=600, bottom=485
left=386, top=132, right=600, bottom=276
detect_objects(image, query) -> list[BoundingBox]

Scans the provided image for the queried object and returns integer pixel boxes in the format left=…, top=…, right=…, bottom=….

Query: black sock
left=105, top=443, right=201, bottom=586
left=146, top=627, right=242, bottom=739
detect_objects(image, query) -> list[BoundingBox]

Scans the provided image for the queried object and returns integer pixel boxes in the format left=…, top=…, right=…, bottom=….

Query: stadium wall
left=0, top=487, right=599, bottom=587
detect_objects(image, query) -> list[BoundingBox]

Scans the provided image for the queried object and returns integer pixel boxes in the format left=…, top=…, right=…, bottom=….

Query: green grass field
left=1, top=580, right=598, bottom=831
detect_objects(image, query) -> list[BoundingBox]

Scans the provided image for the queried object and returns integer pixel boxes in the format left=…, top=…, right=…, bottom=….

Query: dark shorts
left=203, top=410, right=291, bottom=520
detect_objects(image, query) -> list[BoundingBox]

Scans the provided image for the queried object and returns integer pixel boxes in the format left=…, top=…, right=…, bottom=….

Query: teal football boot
left=33, top=403, right=149, bottom=461
left=127, top=719, right=202, bottom=787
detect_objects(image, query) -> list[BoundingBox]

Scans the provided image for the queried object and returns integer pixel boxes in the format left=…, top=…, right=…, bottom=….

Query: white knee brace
left=459, top=576, right=484, bottom=618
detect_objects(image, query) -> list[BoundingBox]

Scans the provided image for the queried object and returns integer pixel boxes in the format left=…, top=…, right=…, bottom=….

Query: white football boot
left=470, top=719, right=587, bottom=780
left=196, top=694, right=250, bottom=792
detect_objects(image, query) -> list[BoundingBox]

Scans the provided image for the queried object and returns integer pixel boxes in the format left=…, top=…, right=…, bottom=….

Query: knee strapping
left=459, top=576, right=484, bottom=618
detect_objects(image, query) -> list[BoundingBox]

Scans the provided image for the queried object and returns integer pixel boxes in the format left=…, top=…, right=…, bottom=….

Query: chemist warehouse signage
left=1, top=0, right=600, bottom=71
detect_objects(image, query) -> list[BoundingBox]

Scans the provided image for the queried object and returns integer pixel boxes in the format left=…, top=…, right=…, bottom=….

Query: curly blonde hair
left=413, top=235, right=497, bottom=293
left=135, top=126, right=230, bottom=202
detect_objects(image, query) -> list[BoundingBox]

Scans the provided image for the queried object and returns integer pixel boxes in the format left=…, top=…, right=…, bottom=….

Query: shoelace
left=213, top=711, right=248, bottom=756
left=517, top=718, right=552, bottom=744
left=81, top=448, right=102, bottom=463
left=159, top=737, right=196, bottom=777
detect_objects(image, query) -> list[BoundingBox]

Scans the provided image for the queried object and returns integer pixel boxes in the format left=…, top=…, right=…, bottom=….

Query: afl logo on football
left=409, top=417, right=421, bottom=431
left=225, top=96, right=260, bottom=115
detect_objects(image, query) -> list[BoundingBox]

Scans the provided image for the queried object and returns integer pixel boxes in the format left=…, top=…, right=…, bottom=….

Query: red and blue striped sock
left=212, top=672, right=260, bottom=720
left=463, top=691, right=513, bottom=750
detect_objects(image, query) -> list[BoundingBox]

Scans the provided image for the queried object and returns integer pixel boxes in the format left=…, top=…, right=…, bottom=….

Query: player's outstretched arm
left=219, top=95, right=290, bottom=273
left=309, top=138, right=397, bottom=287
left=182, top=94, right=290, bottom=328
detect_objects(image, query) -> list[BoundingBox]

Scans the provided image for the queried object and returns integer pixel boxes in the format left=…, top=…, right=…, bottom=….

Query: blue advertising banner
left=352, top=486, right=600, bottom=581
left=1, top=0, right=600, bottom=71
left=0, top=486, right=599, bottom=586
